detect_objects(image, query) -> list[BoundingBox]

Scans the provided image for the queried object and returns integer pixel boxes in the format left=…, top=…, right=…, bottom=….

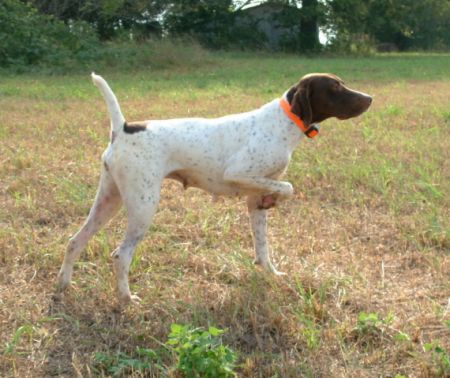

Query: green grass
left=0, top=49, right=449, bottom=377
left=2, top=52, right=450, bottom=101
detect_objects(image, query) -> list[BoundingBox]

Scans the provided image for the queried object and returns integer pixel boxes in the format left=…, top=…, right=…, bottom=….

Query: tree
left=163, top=0, right=235, bottom=48
left=1, top=0, right=98, bottom=66
left=28, top=0, right=166, bottom=39
left=325, top=0, right=450, bottom=51
left=368, top=0, right=450, bottom=50
left=299, top=0, right=321, bottom=51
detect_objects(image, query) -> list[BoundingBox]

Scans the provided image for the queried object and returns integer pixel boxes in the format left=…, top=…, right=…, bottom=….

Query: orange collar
left=279, top=98, right=319, bottom=138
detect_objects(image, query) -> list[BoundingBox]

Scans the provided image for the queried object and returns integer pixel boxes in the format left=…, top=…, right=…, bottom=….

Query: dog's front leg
left=224, top=174, right=294, bottom=208
left=223, top=148, right=293, bottom=207
left=247, top=196, right=286, bottom=275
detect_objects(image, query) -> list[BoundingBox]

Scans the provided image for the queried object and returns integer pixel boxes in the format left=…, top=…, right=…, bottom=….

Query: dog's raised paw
left=258, top=194, right=277, bottom=209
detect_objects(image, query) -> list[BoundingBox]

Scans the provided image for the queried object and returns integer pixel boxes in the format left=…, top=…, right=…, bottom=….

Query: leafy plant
left=93, top=324, right=237, bottom=377
left=394, top=331, right=411, bottom=342
left=167, top=323, right=237, bottom=378
left=356, top=312, right=391, bottom=335
left=353, top=311, right=415, bottom=349
left=424, top=341, right=450, bottom=376
left=94, top=347, right=164, bottom=376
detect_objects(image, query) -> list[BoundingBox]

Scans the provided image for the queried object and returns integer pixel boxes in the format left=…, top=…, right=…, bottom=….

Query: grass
left=0, top=49, right=449, bottom=377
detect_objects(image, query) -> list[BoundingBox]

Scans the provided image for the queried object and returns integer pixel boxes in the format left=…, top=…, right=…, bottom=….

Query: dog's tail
left=91, top=73, right=125, bottom=137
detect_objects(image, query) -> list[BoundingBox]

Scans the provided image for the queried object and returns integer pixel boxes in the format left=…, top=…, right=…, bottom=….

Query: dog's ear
left=291, top=82, right=312, bottom=126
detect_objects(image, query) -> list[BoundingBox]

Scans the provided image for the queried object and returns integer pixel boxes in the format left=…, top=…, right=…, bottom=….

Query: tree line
left=1, top=0, right=449, bottom=67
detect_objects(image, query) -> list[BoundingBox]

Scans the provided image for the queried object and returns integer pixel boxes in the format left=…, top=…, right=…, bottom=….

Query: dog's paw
left=118, top=293, right=141, bottom=308
left=258, top=194, right=277, bottom=209
left=271, top=268, right=287, bottom=276
left=130, top=294, right=142, bottom=304
left=254, top=259, right=286, bottom=276
left=266, top=262, right=286, bottom=276
left=259, top=182, right=294, bottom=209
left=55, top=273, right=71, bottom=293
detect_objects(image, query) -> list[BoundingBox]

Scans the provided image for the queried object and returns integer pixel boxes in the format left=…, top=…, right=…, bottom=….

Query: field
left=1, top=51, right=449, bottom=377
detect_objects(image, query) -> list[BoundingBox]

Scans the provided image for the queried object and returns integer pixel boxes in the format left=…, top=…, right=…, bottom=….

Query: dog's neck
left=259, top=98, right=305, bottom=153
left=279, top=98, right=319, bottom=138
left=280, top=92, right=320, bottom=140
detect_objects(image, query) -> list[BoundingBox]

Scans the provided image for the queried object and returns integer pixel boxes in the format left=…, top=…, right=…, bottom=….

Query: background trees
left=0, top=0, right=98, bottom=66
left=1, top=0, right=449, bottom=67
left=326, top=0, right=450, bottom=51
left=13, top=0, right=450, bottom=50
left=28, top=0, right=165, bottom=40
left=162, top=0, right=236, bottom=48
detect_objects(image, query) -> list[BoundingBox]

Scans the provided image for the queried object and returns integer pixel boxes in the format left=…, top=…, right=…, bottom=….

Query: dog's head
left=286, top=73, right=372, bottom=126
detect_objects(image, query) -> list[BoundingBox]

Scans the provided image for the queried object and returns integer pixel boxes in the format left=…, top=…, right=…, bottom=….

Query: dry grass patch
left=1, top=56, right=449, bottom=377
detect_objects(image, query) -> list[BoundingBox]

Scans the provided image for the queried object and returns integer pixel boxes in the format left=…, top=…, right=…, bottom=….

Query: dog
left=56, top=72, right=372, bottom=305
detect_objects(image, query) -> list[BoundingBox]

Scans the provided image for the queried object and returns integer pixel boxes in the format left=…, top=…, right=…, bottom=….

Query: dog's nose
left=363, top=94, right=373, bottom=107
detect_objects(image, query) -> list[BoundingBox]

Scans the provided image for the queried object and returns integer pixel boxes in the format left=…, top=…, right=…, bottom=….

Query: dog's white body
left=57, top=73, right=371, bottom=305
left=105, top=100, right=302, bottom=198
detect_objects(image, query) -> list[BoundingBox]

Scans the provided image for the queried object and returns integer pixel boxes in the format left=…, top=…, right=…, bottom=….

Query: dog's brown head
left=286, top=73, right=372, bottom=126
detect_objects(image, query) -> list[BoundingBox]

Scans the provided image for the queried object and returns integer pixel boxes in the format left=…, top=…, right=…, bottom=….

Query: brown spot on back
left=123, top=121, right=148, bottom=134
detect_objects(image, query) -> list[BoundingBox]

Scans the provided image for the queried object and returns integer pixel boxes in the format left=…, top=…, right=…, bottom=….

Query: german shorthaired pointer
left=56, top=73, right=372, bottom=305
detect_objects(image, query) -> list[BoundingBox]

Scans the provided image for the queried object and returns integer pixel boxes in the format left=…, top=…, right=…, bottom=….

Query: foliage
left=4, top=325, right=35, bottom=355
left=30, top=0, right=165, bottom=40
left=325, top=0, right=450, bottom=51
left=298, top=0, right=322, bottom=52
left=94, top=347, right=165, bottom=376
left=356, top=312, right=393, bottom=336
left=93, top=324, right=237, bottom=377
left=94, top=37, right=212, bottom=71
left=0, top=0, right=99, bottom=67
left=0, top=31, right=211, bottom=73
left=424, top=341, right=450, bottom=376
left=167, top=324, right=237, bottom=377
left=3, top=0, right=449, bottom=67
left=163, top=0, right=236, bottom=49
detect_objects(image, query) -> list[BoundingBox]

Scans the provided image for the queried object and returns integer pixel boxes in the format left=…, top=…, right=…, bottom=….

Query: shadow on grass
left=44, top=269, right=317, bottom=376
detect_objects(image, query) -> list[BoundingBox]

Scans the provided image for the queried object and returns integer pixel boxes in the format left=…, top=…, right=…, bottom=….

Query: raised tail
left=91, top=73, right=125, bottom=137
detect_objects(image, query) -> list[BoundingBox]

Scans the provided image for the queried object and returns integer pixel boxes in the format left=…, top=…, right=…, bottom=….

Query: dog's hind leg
left=56, top=168, right=122, bottom=292
left=112, top=182, right=161, bottom=306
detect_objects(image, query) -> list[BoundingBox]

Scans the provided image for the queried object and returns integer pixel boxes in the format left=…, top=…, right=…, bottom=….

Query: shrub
left=326, top=33, right=376, bottom=56
left=424, top=341, right=450, bottom=376
left=93, top=324, right=237, bottom=377
left=0, top=0, right=99, bottom=68
left=168, top=324, right=237, bottom=378
left=94, top=37, right=212, bottom=71
left=94, top=347, right=166, bottom=376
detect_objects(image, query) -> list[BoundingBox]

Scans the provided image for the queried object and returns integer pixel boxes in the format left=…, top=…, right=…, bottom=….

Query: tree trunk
left=300, top=0, right=320, bottom=52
